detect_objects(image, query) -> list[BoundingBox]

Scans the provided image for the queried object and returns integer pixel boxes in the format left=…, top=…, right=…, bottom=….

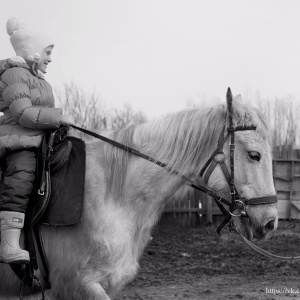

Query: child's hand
left=60, top=114, right=75, bottom=126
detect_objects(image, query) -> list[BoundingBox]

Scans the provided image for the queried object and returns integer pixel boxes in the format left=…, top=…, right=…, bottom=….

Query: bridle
left=71, top=87, right=300, bottom=261
left=71, top=88, right=277, bottom=234
left=199, top=88, right=277, bottom=233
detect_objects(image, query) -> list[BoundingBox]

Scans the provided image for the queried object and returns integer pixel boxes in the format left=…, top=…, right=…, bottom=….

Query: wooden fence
left=160, top=189, right=222, bottom=227
left=274, top=159, right=300, bottom=219
left=160, top=159, right=300, bottom=226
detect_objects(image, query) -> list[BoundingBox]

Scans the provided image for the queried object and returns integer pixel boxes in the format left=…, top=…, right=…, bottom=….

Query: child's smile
left=37, top=46, right=53, bottom=74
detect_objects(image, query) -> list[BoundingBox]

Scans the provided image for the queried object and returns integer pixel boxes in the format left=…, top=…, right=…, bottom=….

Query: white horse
left=0, top=92, right=278, bottom=299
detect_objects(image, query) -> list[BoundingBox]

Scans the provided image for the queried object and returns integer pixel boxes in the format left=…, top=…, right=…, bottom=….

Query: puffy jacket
left=0, top=59, right=62, bottom=158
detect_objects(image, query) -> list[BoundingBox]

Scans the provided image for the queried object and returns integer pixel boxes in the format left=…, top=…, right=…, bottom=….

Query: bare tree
left=56, top=82, right=147, bottom=139
left=110, top=103, right=147, bottom=130
left=190, top=89, right=300, bottom=158
left=56, top=82, right=110, bottom=131
left=270, top=96, right=299, bottom=157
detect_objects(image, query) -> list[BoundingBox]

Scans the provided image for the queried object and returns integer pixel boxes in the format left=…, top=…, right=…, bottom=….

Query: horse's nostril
left=265, top=220, right=275, bottom=231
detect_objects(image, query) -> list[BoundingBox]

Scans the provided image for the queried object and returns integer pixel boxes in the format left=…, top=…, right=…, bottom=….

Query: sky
left=2, top=0, right=300, bottom=119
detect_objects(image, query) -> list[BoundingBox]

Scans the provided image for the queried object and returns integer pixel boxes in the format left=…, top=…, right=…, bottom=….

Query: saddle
left=10, top=127, right=86, bottom=292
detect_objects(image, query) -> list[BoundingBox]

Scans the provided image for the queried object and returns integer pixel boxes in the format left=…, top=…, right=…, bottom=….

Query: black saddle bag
left=26, top=128, right=85, bottom=227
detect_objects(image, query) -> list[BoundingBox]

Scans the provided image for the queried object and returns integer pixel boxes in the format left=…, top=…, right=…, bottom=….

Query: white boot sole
left=0, top=253, right=30, bottom=264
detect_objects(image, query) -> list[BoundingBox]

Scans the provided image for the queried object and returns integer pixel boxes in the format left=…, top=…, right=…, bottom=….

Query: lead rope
left=229, top=223, right=300, bottom=261
left=235, top=229, right=300, bottom=261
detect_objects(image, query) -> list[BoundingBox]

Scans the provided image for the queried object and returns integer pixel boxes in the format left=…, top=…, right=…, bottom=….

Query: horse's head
left=205, top=89, right=278, bottom=240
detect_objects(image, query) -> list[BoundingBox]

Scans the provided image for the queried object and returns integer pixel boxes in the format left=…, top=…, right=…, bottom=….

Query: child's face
left=37, top=46, right=53, bottom=74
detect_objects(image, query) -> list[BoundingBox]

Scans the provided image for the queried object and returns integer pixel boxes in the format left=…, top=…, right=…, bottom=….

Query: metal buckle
left=216, top=196, right=222, bottom=203
left=38, top=189, right=45, bottom=196
left=47, top=145, right=53, bottom=152
left=229, top=200, right=246, bottom=217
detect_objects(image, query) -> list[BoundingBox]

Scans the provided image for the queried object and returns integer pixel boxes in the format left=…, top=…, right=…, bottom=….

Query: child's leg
left=0, top=150, right=36, bottom=264
left=0, top=150, right=36, bottom=213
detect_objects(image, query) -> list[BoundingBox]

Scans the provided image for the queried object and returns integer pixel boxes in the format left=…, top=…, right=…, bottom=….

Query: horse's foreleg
left=52, top=274, right=111, bottom=300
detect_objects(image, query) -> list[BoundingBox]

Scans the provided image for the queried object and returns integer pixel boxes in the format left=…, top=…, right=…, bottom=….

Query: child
left=0, top=17, right=75, bottom=264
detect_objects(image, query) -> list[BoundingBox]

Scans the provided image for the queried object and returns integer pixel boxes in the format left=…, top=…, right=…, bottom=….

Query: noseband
left=199, top=88, right=277, bottom=233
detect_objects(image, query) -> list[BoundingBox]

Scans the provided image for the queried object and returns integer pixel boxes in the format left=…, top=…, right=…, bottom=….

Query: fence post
left=206, top=194, right=212, bottom=224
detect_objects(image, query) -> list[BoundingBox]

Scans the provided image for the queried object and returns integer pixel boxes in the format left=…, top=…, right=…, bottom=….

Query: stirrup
left=19, top=274, right=45, bottom=300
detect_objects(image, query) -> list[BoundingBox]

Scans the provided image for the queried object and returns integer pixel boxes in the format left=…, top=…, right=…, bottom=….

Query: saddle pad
left=40, top=136, right=86, bottom=226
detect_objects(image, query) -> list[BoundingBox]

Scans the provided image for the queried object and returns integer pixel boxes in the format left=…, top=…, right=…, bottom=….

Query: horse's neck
left=85, top=139, right=174, bottom=258
left=127, top=124, right=190, bottom=215
left=86, top=133, right=185, bottom=232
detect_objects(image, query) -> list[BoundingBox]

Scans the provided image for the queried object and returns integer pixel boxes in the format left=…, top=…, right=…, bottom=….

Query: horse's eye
left=248, top=151, right=261, bottom=162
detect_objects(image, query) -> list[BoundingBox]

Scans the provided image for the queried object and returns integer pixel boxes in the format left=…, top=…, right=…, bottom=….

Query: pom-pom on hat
left=6, top=17, right=54, bottom=62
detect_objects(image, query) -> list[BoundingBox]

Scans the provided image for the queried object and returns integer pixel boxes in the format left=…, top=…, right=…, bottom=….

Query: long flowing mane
left=103, top=100, right=269, bottom=198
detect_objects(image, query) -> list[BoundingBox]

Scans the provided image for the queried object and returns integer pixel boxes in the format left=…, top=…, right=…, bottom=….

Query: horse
left=0, top=90, right=278, bottom=299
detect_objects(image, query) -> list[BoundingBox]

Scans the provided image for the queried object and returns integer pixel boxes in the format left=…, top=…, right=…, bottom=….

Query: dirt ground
left=115, top=220, right=300, bottom=300
left=5, top=220, right=300, bottom=300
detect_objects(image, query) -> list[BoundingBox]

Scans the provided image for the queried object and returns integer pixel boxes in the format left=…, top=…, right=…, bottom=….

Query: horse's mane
left=103, top=100, right=269, bottom=198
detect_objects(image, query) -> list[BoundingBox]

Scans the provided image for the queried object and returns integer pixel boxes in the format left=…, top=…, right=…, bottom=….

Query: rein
left=70, top=87, right=297, bottom=261
left=229, top=223, right=300, bottom=261
left=71, top=88, right=278, bottom=230
left=71, top=125, right=232, bottom=207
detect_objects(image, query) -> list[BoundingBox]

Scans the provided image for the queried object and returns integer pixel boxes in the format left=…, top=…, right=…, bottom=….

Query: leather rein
left=71, top=111, right=276, bottom=234
left=73, top=88, right=276, bottom=232
left=71, top=88, right=300, bottom=261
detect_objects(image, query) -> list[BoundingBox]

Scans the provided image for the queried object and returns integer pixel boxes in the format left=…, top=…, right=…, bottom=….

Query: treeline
left=242, top=90, right=300, bottom=158
left=188, top=90, right=300, bottom=158
left=57, top=84, right=300, bottom=158
left=55, top=83, right=147, bottom=139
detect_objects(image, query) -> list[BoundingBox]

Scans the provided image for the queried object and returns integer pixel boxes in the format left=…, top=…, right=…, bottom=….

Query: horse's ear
left=226, top=87, right=233, bottom=116
left=226, top=88, right=246, bottom=126
left=226, top=87, right=232, bottom=105
left=226, top=87, right=243, bottom=125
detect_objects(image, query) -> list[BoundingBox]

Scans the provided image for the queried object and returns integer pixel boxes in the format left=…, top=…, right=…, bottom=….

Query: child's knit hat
left=6, top=17, right=54, bottom=62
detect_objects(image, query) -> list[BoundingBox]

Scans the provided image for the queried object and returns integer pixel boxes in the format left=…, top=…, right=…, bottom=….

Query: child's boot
left=0, top=211, right=29, bottom=264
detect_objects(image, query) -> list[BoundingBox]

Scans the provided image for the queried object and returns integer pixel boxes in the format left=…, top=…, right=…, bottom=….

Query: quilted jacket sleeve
left=1, top=67, right=62, bottom=129
left=0, top=59, right=10, bottom=78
